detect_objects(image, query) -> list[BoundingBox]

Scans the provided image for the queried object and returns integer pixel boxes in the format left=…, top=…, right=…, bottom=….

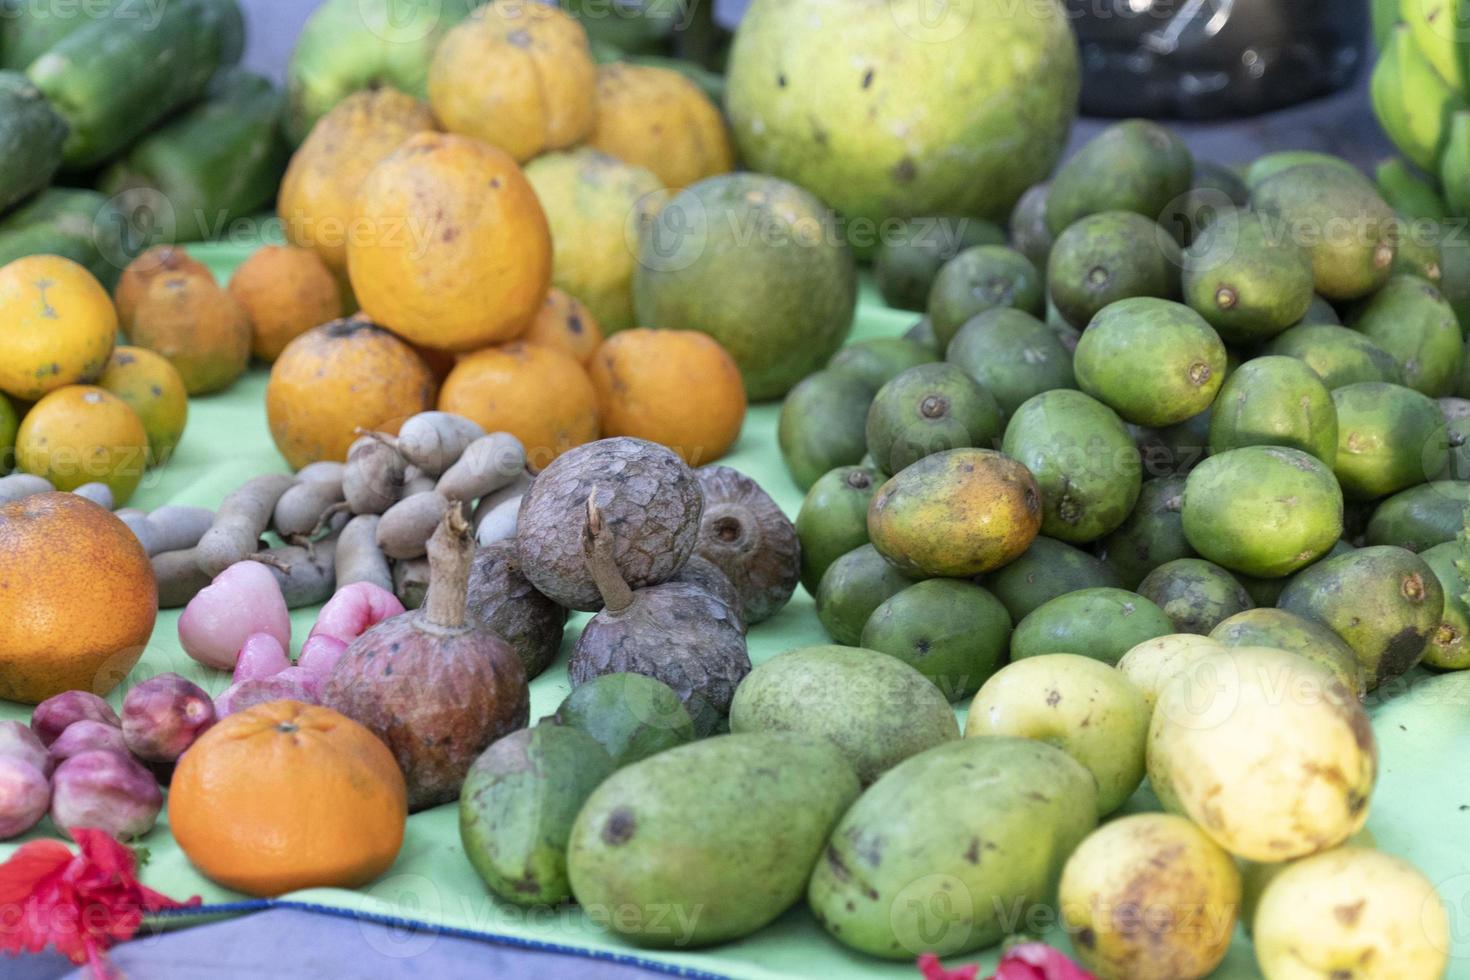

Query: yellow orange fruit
left=588, top=329, right=747, bottom=465
left=521, top=288, right=604, bottom=364
left=348, top=132, right=552, bottom=352
left=429, top=1, right=596, bottom=162
left=169, top=700, right=407, bottom=898
left=439, top=341, right=599, bottom=470
left=114, top=246, right=212, bottom=337
left=266, top=318, right=436, bottom=470
left=0, top=255, right=117, bottom=402
left=588, top=62, right=735, bottom=190
left=127, top=266, right=251, bottom=396
left=95, top=346, right=189, bottom=466
left=16, top=385, right=151, bottom=503
left=0, top=492, right=156, bottom=702
left=228, top=245, right=344, bottom=362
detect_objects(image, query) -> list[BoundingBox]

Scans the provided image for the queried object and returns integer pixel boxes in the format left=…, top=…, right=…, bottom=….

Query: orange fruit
left=96, top=346, right=189, bottom=466
left=587, top=63, right=735, bottom=190
left=0, top=492, right=156, bottom=703
left=0, top=255, right=117, bottom=402
left=114, top=246, right=212, bottom=337
left=169, top=700, right=407, bottom=898
left=429, top=1, right=596, bottom=162
left=439, top=341, right=599, bottom=470
left=588, top=329, right=747, bottom=465
left=128, top=265, right=251, bottom=396
left=16, top=386, right=151, bottom=504
left=228, top=245, right=344, bottom=362
left=347, top=132, right=552, bottom=352
left=521, top=288, right=604, bottom=364
left=267, top=317, right=436, bottom=470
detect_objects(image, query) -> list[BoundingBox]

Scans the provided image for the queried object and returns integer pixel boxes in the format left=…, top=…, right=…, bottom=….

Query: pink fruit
left=49, top=720, right=129, bottom=763
left=0, top=758, right=49, bottom=839
left=121, top=674, right=217, bottom=763
left=50, top=750, right=162, bottom=841
left=215, top=672, right=316, bottom=717
left=0, top=720, right=52, bottom=777
left=311, top=583, right=404, bottom=644
left=297, top=634, right=348, bottom=679
left=232, top=632, right=291, bottom=683
left=30, top=691, right=120, bottom=746
left=178, top=561, right=291, bottom=671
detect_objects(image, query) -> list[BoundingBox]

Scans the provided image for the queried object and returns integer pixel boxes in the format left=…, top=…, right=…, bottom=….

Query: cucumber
left=0, top=0, right=124, bottom=71
left=0, top=188, right=134, bottom=288
left=100, top=70, right=289, bottom=244
left=26, top=0, right=245, bottom=171
left=0, top=71, right=66, bottom=214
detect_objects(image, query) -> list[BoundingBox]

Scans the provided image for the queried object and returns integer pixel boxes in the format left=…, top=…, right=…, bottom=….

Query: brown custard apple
left=695, top=465, right=800, bottom=624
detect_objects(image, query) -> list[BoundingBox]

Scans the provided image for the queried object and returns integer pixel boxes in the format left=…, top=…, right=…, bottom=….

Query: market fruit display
left=586, top=61, right=733, bottom=190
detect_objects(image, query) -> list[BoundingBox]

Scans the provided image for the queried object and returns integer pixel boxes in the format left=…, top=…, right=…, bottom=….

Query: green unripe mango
left=1208, top=355, right=1339, bottom=465
left=816, top=544, right=913, bottom=646
left=927, top=245, right=1044, bottom=347
left=1349, top=275, right=1464, bottom=397
left=1181, top=207, right=1315, bottom=343
left=1096, top=476, right=1197, bottom=589
left=861, top=579, right=1013, bottom=699
left=778, top=370, right=875, bottom=491
left=1331, top=382, right=1448, bottom=500
left=1419, top=541, right=1470, bottom=669
left=1266, top=323, right=1403, bottom=389
left=1365, top=481, right=1470, bottom=552
left=986, top=535, right=1122, bottom=620
left=1073, top=297, right=1226, bottom=427
left=795, top=465, right=882, bottom=595
left=1011, top=587, right=1174, bottom=665
left=1045, top=119, right=1193, bottom=235
left=864, top=363, right=1002, bottom=475
left=873, top=217, right=1005, bottom=312
left=1137, top=558, right=1254, bottom=635
left=1211, top=607, right=1366, bottom=699
left=1047, top=211, right=1181, bottom=327
left=828, top=337, right=938, bottom=390
left=551, top=673, right=696, bottom=768
left=944, top=308, right=1076, bottom=418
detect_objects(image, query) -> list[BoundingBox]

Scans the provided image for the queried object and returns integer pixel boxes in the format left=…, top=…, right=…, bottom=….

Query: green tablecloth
left=3, top=242, right=1469, bottom=980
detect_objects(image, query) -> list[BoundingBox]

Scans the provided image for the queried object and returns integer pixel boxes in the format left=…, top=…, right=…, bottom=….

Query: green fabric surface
left=3, top=242, right=1469, bottom=980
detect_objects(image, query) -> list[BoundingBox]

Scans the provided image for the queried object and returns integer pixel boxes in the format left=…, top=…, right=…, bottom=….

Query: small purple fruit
left=30, top=691, right=120, bottom=746
left=49, top=720, right=129, bottom=763
left=0, top=720, right=52, bottom=777
left=50, top=750, right=163, bottom=841
left=122, top=673, right=217, bottom=763
left=0, top=757, right=49, bottom=839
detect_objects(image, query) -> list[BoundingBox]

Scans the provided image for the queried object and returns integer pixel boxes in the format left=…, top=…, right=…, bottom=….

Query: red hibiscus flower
left=0, top=829, right=200, bottom=978
left=918, top=943, right=1095, bottom=980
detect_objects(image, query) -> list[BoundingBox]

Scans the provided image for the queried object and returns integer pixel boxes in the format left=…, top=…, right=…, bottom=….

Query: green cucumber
left=0, top=0, right=124, bottom=71
left=0, top=188, right=133, bottom=287
left=26, top=0, right=245, bottom=170
left=0, top=71, right=66, bottom=213
left=100, top=70, right=288, bottom=244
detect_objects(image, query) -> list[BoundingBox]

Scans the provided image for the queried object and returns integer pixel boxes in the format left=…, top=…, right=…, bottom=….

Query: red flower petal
left=917, top=952, right=981, bottom=980
left=994, top=943, right=1096, bottom=980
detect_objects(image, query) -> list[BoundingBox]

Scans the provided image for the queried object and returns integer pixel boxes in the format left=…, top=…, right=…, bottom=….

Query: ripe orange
left=438, top=341, right=599, bottom=470
left=96, top=346, right=189, bottom=466
left=0, top=255, right=117, bottom=402
left=15, top=385, right=151, bottom=503
left=169, top=700, right=407, bottom=898
left=588, top=329, right=747, bottom=465
left=228, top=245, right=343, bottom=362
left=520, top=288, right=604, bottom=364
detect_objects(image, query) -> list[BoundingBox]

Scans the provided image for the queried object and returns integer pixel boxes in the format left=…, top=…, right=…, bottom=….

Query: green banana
left=1375, top=0, right=1404, bottom=50
left=1440, top=110, right=1470, bottom=215
left=1403, top=0, right=1470, bottom=97
left=1377, top=157, right=1450, bottom=220
left=1372, top=25, right=1469, bottom=171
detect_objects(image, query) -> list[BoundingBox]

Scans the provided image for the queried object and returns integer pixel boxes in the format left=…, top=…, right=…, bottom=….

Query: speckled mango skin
left=868, top=448, right=1041, bottom=578
left=1210, top=608, right=1365, bottom=699
left=725, top=0, right=1078, bottom=234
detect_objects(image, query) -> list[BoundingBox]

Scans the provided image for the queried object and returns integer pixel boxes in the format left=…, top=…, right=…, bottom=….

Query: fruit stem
left=423, top=506, right=473, bottom=629
left=584, top=493, right=635, bottom=614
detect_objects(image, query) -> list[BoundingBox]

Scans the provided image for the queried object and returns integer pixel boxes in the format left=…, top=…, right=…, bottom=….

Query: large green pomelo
left=725, top=0, right=1079, bottom=240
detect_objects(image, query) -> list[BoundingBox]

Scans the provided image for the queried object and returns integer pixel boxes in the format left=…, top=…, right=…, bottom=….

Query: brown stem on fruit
left=247, top=552, right=292, bottom=572
left=424, top=507, right=473, bottom=629
left=356, top=427, right=400, bottom=451
left=584, top=493, right=634, bottom=614
left=308, top=501, right=351, bottom=540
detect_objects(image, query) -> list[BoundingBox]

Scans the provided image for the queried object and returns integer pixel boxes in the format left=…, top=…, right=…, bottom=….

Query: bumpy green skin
left=1073, top=298, right=1226, bottom=427
left=1160, top=161, right=1250, bottom=246
left=1366, top=482, right=1470, bottom=552
left=865, top=363, right=1002, bottom=474
left=945, top=309, right=1075, bottom=418
left=1047, top=211, right=1180, bottom=327
left=796, top=465, right=882, bottom=595
left=99, top=70, right=288, bottom=244
left=1299, top=294, right=1342, bottom=325
left=459, top=724, right=617, bottom=907
left=27, top=0, right=244, bottom=170
left=862, top=580, right=1013, bottom=700
left=1002, top=389, right=1142, bottom=543
left=1266, top=323, right=1403, bottom=389
left=568, top=734, right=861, bottom=948
left=551, top=673, right=697, bottom=768
left=1245, top=151, right=1362, bottom=190
left=779, top=371, right=875, bottom=490
left=1350, top=275, right=1464, bottom=397
left=1331, top=383, right=1448, bottom=500
left=635, top=173, right=858, bottom=400
left=1210, top=607, right=1366, bottom=697
left=927, top=246, right=1044, bottom=347
left=985, top=535, right=1121, bottom=621
left=808, top=737, right=1097, bottom=959
left=0, top=0, right=124, bottom=70
left=725, top=0, right=1079, bottom=233
left=1419, top=542, right=1470, bottom=669
left=1181, top=208, right=1315, bottom=342
left=285, top=0, right=478, bottom=144
left=828, top=338, right=937, bottom=390
left=1045, top=120, right=1193, bottom=235
left=1278, top=545, right=1446, bottom=690
left=1181, top=446, right=1343, bottom=578
left=0, top=71, right=66, bottom=213
left=1137, top=558, right=1253, bottom=635
left=1096, top=477, right=1196, bottom=589
left=0, top=188, right=132, bottom=288
left=873, top=218, right=1005, bottom=312
left=1009, top=182, right=1054, bottom=268
left=1249, top=164, right=1398, bottom=301
left=816, top=544, right=913, bottom=646
left=1208, top=355, right=1338, bottom=465
left=729, top=645, right=960, bottom=783
left=1011, top=587, right=1173, bottom=665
